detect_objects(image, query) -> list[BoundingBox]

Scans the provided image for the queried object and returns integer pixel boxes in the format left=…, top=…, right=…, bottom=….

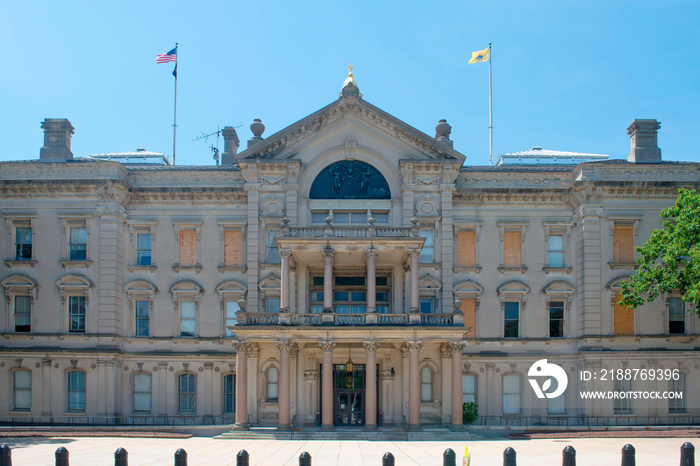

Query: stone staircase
left=215, top=426, right=482, bottom=441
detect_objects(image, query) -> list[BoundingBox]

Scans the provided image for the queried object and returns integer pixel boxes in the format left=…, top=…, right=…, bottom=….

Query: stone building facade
left=0, top=74, right=698, bottom=431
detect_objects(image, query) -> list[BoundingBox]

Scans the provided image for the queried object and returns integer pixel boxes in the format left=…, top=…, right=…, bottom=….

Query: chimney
left=40, top=118, right=74, bottom=161
left=627, top=119, right=661, bottom=163
left=220, top=126, right=240, bottom=165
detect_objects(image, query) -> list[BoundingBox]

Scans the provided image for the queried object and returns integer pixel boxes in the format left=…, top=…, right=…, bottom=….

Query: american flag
left=156, top=47, right=177, bottom=64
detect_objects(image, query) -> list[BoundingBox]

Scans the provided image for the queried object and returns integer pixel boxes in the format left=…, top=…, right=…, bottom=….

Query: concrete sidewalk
left=0, top=436, right=696, bottom=465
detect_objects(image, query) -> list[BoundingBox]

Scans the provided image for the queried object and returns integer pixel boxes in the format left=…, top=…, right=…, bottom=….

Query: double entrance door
left=321, top=364, right=378, bottom=426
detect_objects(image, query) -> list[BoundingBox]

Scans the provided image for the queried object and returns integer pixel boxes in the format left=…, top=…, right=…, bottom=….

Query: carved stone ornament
left=447, top=341, right=466, bottom=354
left=276, top=340, right=297, bottom=352
left=318, top=340, right=336, bottom=352
left=406, top=340, right=423, bottom=352
left=363, top=340, right=380, bottom=352
left=232, top=341, right=251, bottom=353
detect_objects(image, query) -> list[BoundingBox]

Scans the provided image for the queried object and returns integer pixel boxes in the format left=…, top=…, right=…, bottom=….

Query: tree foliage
left=620, top=189, right=700, bottom=314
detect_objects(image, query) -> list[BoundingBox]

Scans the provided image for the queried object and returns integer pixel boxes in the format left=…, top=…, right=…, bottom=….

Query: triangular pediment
left=235, top=95, right=466, bottom=164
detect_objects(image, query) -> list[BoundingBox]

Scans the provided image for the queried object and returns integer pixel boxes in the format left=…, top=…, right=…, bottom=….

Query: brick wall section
left=613, top=293, right=635, bottom=335
left=224, top=230, right=243, bottom=266
left=461, top=298, right=476, bottom=338
left=457, top=231, right=476, bottom=267
left=179, top=230, right=197, bottom=266
left=613, top=224, right=634, bottom=263
left=503, top=231, right=521, bottom=267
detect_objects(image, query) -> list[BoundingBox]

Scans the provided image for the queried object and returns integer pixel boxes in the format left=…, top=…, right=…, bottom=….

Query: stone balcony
left=237, top=311, right=462, bottom=327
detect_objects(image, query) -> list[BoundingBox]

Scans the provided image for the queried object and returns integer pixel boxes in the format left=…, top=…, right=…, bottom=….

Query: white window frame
left=665, top=294, right=691, bottom=335
left=56, top=274, right=93, bottom=334
left=223, top=373, right=236, bottom=414
left=543, top=280, right=575, bottom=339
left=178, top=373, right=197, bottom=414
left=669, top=372, right=686, bottom=413
left=462, top=373, right=477, bottom=404
left=419, top=227, right=435, bottom=264
left=169, top=280, right=203, bottom=338
left=133, top=372, right=152, bottom=413
left=216, top=280, right=246, bottom=337
left=542, top=222, right=572, bottom=272
left=2, top=274, right=38, bottom=333
left=497, top=281, right=530, bottom=338
left=613, top=377, right=632, bottom=414
left=502, top=374, right=521, bottom=415
left=13, top=369, right=32, bottom=412
left=126, top=220, right=158, bottom=272
left=59, top=215, right=92, bottom=268
left=3, top=214, right=38, bottom=267
left=67, top=370, right=86, bottom=412
left=125, top=279, right=157, bottom=338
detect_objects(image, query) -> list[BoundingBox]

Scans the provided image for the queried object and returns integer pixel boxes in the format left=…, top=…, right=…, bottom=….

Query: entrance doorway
left=333, top=364, right=365, bottom=426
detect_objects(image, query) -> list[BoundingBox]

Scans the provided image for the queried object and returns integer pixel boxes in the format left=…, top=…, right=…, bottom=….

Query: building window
left=15, top=227, right=32, bottom=261
left=265, top=297, right=280, bottom=314
left=547, top=377, right=566, bottom=414
left=333, top=276, right=367, bottom=314
left=456, top=230, right=476, bottom=268
left=612, top=222, right=635, bottom=264
left=135, top=300, right=150, bottom=337
left=178, top=374, right=196, bottom=413
left=223, top=230, right=243, bottom=267
left=549, top=301, right=565, bottom=338
left=311, top=211, right=329, bottom=224
left=179, top=229, right=197, bottom=267
left=225, top=301, right=239, bottom=337
left=67, top=371, right=86, bottom=412
left=267, top=367, right=279, bottom=401
left=69, top=227, right=87, bottom=261
left=266, top=229, right=280, bottom=263
left=420, top=297, right=434, bottom=314
left=69, top=296, right=86, bottom=333
left=334, top=211, right=367, bottom=224
left=502, top=374, right=520, bottom=414
left=669, top=297, right=685, bottom=334
left=548, top=235, right=564, bottom=268
left=224, top=374, right=236, bottom=414
left=421, top=366, right=433, bottom=401
left=462, top=374, right=476, bottom=404
left=669, top=373, right=685, bottom=413
left=13, top=370, right=31, bottom=411
left=14, top=295, right=31, bottom=332
left=613, top=293, right=634, bottom=336
left=419, top=229, right=434, bottom=263
left=504, top=302, right=519, bottom=338
left=136, top=233, right=152, bottom=266
left=133, top=373, right=151, bottom=412
left=504, top=231, right=521, bottom=268
left=180, top=300, right=196, bottom=337
left=613, top=378, right=632, bottom=413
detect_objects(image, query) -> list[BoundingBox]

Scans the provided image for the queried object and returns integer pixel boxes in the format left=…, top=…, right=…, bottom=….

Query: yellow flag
left=468, top=47, right=490, bottom=64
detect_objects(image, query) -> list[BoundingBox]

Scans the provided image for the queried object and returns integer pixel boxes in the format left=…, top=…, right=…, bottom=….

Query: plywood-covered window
left=457, top=230, right=476, bottom=268
left=503, top=231, right=521, bottom=268
left=460, top=298, right=477, bottom=338
left=613, top=293, right=634, bottom=335
left=613, top=224, right=635, bottom=263
left=224, top=230, right=243, bottom=267
left=179, top=230, right=197, bottom=266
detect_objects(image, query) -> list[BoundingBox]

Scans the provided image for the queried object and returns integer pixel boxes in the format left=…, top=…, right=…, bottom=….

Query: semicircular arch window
left=309, top=161, right=391, bottom=200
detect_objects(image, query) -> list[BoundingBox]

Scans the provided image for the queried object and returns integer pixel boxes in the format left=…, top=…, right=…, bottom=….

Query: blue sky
left=2, top=1, right=699, bottom=166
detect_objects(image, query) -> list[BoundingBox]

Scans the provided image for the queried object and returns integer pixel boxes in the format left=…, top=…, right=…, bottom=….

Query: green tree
left=620, top=188, right=700, bottom=314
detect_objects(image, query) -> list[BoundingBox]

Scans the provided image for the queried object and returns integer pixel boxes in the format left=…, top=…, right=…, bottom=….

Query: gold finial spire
left=348, top=63, right=354, bottom=77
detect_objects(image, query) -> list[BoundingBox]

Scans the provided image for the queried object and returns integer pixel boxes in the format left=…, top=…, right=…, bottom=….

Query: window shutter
left=503, top=231, right=521, bottom=267
left=224, top=230, right=243, bottom=266
left=457, top=231, right=476, bottom=267
left=179, top=230, right=197, bottom=266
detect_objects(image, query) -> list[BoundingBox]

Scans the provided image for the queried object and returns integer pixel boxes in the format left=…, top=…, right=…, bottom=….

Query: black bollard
left=55, top=447, right=69, bottom=466
left=174, top=448, right=187, bottom=466
left=621, top=444, right=635, bottom=466
left=236, top=449, right=250, bottom=466
left=443, top=448, right=456, bottom=466
left=299, top=451, right=312, bottom=466
left=382, top=452, right=395, bottom=466
left=681, top=442, right=695, bottom=466
left=0, top=445, right=11, bottom=466
left=503, top=447, right=517, bottom=466
left=562, top=445, right=575, bottom=466
left=115, top=448, right=128, bottom=466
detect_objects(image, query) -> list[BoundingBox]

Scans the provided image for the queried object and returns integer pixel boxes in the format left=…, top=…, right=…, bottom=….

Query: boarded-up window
left=457, top=231, right=476, bottom=267
left=504, top=231, right=521, bottom=268
left=224, top=230, right=243, bottom=266
left=613, top=293, right=634, bottom=335
left=179, top=230, right=197, bottom=266
left=460, top=298, right=477, bottom=338
left=613, top=224, right=634, bottom=263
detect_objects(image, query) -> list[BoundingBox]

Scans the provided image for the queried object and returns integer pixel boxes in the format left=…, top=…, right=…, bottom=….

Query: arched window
left=502, top=374, right=520, bottom=414
left=178, top=374, right=196, bottom=413
left=13, top=369, right=31, bottom=411
left=133, top=373, right=152, bottom=412
left=267, top=367, right=279, bottom=401
left=309, top=161, right=390, bottom=200
left=67, top=370, right=86, bottom=412
left=421, top=366, right=433, bottom=401
left=224, top=374, right=236, bottom=414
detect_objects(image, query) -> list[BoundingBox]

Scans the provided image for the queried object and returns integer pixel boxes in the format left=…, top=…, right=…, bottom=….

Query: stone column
left=280, top=250, right=291, bottom=312
left=233, top=342, right=249, bottom=429
left=449, top=342, right=466, bottom=429
left=366, top=248, right=377, bottom=312
left=322, top=248, right=335, bottom=325
left=276, top=341, right=294, bottom=430
left=157, top=362, right=168, bottom=416
left=409, top=249, right=420, bottom=312
left=319, top=340, right=336, bottom=428
left=407, top=340, right=423, bottom=428
left=41, top=358, right=52, bottom=416
left=364, top=341, right=380, bottom=428
left=203, top=362, right=214, bottom=418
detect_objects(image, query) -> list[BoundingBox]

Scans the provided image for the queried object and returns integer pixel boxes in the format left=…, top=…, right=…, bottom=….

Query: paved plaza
left=0, top=435, right=696, bottom=465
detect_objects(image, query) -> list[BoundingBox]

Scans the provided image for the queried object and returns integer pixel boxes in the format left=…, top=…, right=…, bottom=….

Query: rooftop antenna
left=192, top=124, right=242, bottom=165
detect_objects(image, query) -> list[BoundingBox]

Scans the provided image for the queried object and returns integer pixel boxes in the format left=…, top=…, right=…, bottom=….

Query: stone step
left=215, top=427, right=481, bottom=441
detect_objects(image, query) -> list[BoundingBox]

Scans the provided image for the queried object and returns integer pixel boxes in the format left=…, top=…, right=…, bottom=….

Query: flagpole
left=172, top=43, right=178, bottom=165
left=488, top=43, right=493, bottom=166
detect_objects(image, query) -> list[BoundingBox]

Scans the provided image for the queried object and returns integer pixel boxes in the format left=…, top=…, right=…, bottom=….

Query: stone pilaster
left=96, top=205, right=126, bottom=335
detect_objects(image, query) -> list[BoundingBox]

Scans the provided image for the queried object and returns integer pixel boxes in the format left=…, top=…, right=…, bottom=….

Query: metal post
left=115, top=448, right=128, bottom=466
left=0, top=445, right=11, bottom=466
left=382, top=452, right=395, bottom=466
left=562, top=445, right=575, bottom=466
left=55, top=447, right=69, bottom=466
left=299, top=451, right=312, bottom=466
left=681, top=442, right=695, bottom=466
left=236, top=450, right=249, bottom=466
left=503, top=447, right=516, bottom=466
left=621, top=444, right=635, bottom=466
left=174, top=448, right=187, bottom=466
left=443, top=448, right=456, bottom=466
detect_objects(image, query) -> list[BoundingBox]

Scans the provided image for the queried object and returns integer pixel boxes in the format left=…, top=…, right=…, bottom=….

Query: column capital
left=447, top=341, right=466, bottom=354
left=318, top=340, right=336, bottom=352
left=406, top=340, right=423, bottom=352
left=363, top=340, right=380, bottom=352
left=365, top=247, right=379, bottom=258
left=280, top=249, right=293, bottom=258
left=233, top=341, right=251, bottom=353
left=322, top=247, right=335, bottom=258
left=408, top=248, right=421, bottom=258
left=276, top=340, right=297, bottom=352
